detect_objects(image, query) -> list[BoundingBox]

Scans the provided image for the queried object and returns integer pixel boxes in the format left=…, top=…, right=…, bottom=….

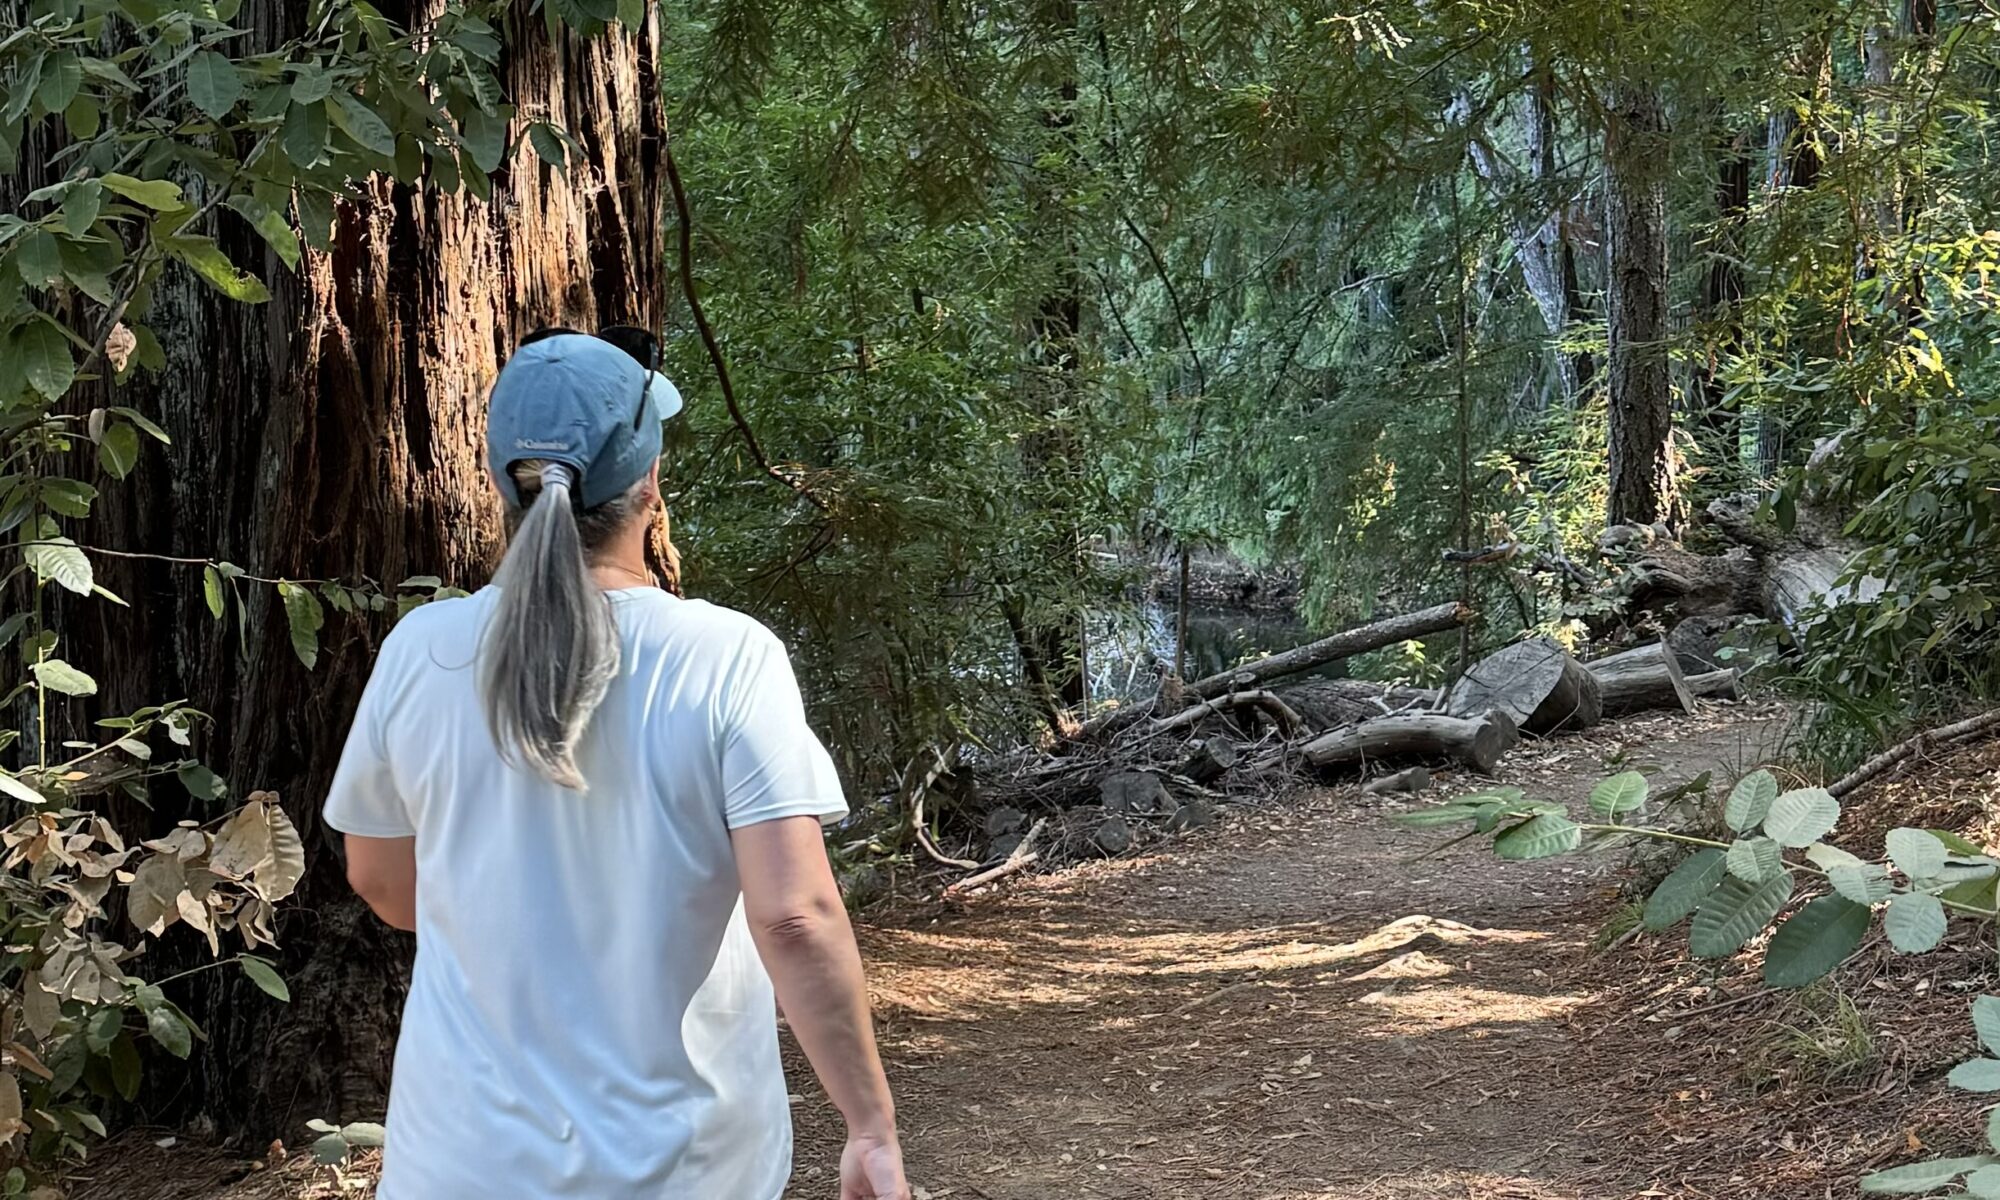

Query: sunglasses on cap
left=519, top=325, right=662, bottom=430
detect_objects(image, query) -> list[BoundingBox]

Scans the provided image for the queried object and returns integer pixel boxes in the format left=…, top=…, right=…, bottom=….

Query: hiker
left=324, top=328, right=908, bottom=1199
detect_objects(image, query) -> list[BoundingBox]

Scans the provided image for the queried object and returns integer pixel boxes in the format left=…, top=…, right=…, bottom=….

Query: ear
left=639, top=458, right=663, bottom=506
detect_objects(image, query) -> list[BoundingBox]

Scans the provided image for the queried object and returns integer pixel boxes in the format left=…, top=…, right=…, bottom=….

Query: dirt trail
left=788, top=708, right=1793, bottom=1200
left=82, top=707, right=1795, bottom=1200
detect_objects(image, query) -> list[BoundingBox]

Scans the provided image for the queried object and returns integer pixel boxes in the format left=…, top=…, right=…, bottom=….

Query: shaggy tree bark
left=45, top=10, right=665, bottom=1138
left=1604, top=83, right=1676, bottom=527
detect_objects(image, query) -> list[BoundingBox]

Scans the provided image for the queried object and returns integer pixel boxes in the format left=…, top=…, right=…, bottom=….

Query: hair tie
left=539, top=462, right=574, bottom=493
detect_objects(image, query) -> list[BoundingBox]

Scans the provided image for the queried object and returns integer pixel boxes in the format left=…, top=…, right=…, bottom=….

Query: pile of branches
left=908, top=600, right=1749, bottom=897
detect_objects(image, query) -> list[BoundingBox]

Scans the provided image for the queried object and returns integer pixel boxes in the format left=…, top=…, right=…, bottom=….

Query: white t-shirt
left=323, top=586, right=846, bottom=1200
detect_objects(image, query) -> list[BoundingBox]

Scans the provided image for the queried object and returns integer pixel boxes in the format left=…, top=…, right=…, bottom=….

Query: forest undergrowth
left=60, top=697, right=2000, bottom=1200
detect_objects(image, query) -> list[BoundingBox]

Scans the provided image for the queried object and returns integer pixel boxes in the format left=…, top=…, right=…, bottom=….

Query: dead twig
left=1829, top=708, right=2000, bottom=798
left=907, top=746, right=976, bottom=870
left=942, top=818, right=1048, bottom=899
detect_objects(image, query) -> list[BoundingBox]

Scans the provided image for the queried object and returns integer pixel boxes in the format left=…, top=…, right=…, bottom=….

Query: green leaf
left=1689, top=871, right=1794, bottom=959
left=340, top=1121, right=385, bottom=1148
left=1860, top=1156, right=1993, bottom=1193
left=0, top=771, right=45, bottom=806
left=1888, top=827, right=1949, bottom=882
left=146, top=1006, right=192, bottom=1059
left=185, top=51, right=241, bottom=119
left=280, top=581, right=324, bottom=669
left=1763, top=894, right=1871, bottom=988
left=528, top=121, right=568, bottom=174
left=1389, top=801, right=1485, bottom=829
left=1724, top=770, right=1779, bottom=833
left=25, top=537, right=91, bottom=594
left=1829, top=862, right=1894, bottom=905
left=1884, top=891, right=1947, bottom=953
left=1588, top=770, right=1648, bottom=818
left=16, top=229, right=62, bottom=288
left=84, top=1007, right=122, bottom=1053
left=223, top=194, right=301, bottom=271
left=98, top=422, right=140, bottom=479
left=283, top=100, right=330, bottom=169
left=1493, top=812, right=1580, bottom=861
left=107, top=1034, right=140, bottom=1101
left=61, top=180, right=102, bottom=237
left=551, top=0, right=618, bottom=32
left=100, top=173, right=184, bottom=211
left=1975, top=997, right=2000, bottom=1058
left=165, top=236, right=270, bottom=303
left=1643, top=848, right=1727, bottom=930
left=311, top=1131, right=350, bottom=1165
left=238, top=956, right=289, bottom=1002
left=1952, top=1060, right=2000, bottom=1093
left=330, top=93, right=396, bottom=157
left=15, top=319, right=72, bottom=402
left=31, top=659, right=97, bottom=697
left=113, top=407, right=171, bottom=444
left=1968, top=1162, right=2000, bottom=1198
left=461, top=105, right=505, bottom=174
left=1725, top=836, right=1783, bottom=884
left=290, top=63, right=332, bottom=105
left=35, top=51, right=81, bottom=116
left=1762, top=787, right=1839, bottom=848
left=203, top=565, right=225, bottom=620
left=177, top=763, right=226, bottom=802
left=64, top=92, right=100, bottom=140
left=295, top=189, right=335, bottom=251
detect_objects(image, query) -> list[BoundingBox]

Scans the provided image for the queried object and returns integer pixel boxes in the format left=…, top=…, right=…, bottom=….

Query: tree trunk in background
left=1758, top=40, right=1831, bottom=474
left=48, top=11, right=664, bottom=1138
left=1603, top=84, right=1676, bottom=527
left=1699, top=127, right=1752, bottom=441
left=1022, top=0, right=1089, bottom=718
left=1460, top=57, right=1592, bottom=407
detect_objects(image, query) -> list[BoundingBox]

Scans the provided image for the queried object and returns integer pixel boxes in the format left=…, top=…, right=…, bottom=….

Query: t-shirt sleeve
left=718, top=630, right=848, bottom=830
left=322, top=654, right=416, bottom=839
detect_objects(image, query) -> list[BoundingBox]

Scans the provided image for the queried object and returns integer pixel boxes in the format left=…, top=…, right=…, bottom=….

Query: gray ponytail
left=479, top=461, right=644, bottom=790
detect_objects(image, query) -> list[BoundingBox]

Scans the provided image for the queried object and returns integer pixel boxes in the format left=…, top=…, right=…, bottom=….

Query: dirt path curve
left=788, top=708, right=1792, bottom=1200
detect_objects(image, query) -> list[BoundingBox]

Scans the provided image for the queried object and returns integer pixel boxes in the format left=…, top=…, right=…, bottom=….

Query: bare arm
left=732, top=817, right=902, bottom=1180
left=344, top=834, right=418, bottom=932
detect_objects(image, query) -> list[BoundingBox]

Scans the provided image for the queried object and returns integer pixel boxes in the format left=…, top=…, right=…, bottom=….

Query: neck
left=588, top=524, right=654, bottom=591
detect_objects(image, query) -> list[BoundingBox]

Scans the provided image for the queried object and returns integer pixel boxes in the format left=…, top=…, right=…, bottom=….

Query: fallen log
left=1277, top=679, right=1442, bottom=729
left=1586, top=641, right=1741, bottom=716
left=1828, top=709, right=2000, bottom=799
left=1447, top=638, right=1601, bottom=734
left=1146, top=688, right=1304, bottom=740
left=1300, top=710, right=1520, bottom=776
left=1074, top=601, right=1471, bottom=741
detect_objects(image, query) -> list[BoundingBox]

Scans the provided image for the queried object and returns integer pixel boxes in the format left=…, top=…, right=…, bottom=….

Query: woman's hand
left=839, top=1128, right=910, bottom=1199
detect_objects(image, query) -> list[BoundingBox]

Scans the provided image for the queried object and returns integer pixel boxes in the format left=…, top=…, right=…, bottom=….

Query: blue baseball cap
left=485, top=333, right=682, bottom=510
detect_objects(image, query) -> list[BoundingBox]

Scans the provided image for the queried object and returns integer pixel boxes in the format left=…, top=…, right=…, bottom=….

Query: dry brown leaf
left=127, top=853, right=186, bottom=936
left=209, top=800, right=275, bottom=881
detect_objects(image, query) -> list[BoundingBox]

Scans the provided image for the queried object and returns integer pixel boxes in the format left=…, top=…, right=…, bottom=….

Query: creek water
left=1089, top=601, right=1341, bottom=704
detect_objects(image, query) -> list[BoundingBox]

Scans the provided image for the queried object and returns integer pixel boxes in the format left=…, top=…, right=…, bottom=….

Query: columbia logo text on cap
left=515, top=438, right=573, bottom=452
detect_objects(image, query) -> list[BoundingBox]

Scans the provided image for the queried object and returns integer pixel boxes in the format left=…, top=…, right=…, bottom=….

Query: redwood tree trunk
left=1603, top=84, right=1675, bottom=527
left=52, top=11, right=664, bottom=1138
